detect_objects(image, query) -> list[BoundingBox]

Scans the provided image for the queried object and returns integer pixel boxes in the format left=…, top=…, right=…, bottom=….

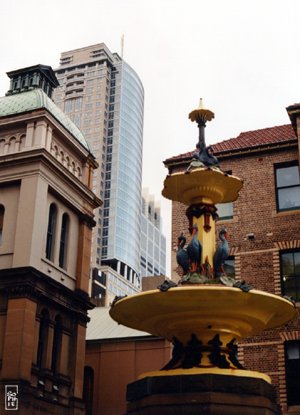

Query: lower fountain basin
left=109, top=286, right=297, bottom=346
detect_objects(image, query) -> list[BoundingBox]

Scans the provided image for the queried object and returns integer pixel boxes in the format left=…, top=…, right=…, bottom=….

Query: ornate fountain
left=110, top=100, right=297, bottom=415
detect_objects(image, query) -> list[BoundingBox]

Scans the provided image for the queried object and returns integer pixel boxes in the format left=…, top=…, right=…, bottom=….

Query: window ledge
left=272, top=209, right=300, bottom=218
left=41, top=258, right=75, bottom=281
left=216, top=216, right=238, bottom=224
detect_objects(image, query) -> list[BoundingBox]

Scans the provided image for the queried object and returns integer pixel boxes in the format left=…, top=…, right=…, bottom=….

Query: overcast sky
left=1, top=0, right=300, bottom=273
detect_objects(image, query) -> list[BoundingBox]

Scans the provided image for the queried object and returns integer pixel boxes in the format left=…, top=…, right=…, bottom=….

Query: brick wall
left=170, top=144, right=300, bottom=413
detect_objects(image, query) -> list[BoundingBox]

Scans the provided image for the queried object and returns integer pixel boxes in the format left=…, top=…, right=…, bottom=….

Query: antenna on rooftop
left=121, top=34, right=124, bottom=59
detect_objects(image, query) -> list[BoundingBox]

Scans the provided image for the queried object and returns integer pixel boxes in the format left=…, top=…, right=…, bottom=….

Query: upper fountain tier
left=162, top=167, right=243, bottom=205
left=162, top=100, right=243, bottom=206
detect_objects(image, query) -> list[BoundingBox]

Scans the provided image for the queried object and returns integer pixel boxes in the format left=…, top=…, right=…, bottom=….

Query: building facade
left=0, top=65, right=100, bottom=414
left=53, top=44, right=144, bottom=300
left=140, top=188, right=166, bottom=278
left=85, top=307, right=171, bottom=415
left=164, top=113, right=300, bottom=414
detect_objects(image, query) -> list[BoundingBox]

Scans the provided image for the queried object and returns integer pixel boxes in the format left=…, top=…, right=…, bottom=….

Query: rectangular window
left=59, top=213, right=69, bottom=269
left=216, top=202, right=233, bottom=220
left=285, top=341, right=300, bottom=406
left=281, top=250, right=300, bottom=301
left=275, top=163, right=300, bottom=211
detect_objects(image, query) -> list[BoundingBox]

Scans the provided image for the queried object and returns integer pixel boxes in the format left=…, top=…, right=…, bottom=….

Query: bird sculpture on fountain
left=176, top=234, right=189, bottom=275
left=213, top=227, right=229, bottom=280
left=187, top=223, right=202, bottom=273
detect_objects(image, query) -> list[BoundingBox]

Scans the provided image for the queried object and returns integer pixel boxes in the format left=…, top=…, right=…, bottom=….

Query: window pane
left=284, top=277, right=297, bottom=300
left=59, top=214, right=69, bottom=268
left=217, top=202, right=233, bottom=219
left=286, top=342, right=300, bottom=360
left=294, top=252, right=300, bottom=275
left=285, top=341, right=300, bottom=405
left=46, top=204, right=57, bottom=260
left=282, top=253, right=294, bottom=276
left=281, top=251, right=300, bottom=301
left=277, top=165, right=300, bottom=187
left=278, top=187, right=300, bottom=210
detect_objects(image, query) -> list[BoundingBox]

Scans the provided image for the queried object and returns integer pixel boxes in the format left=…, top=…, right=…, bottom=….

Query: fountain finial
left=188, top=99, right=214, bottom=151
left=189, top=98, right=215, bottom=124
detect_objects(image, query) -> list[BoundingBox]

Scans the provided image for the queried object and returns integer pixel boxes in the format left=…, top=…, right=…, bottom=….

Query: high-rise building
left=140, top=189, right=166, bottom=277
left=53, top=44, right=144, bottom=301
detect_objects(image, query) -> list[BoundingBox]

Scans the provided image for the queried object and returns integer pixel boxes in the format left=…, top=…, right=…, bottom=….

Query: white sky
left=1, top=0, right=300, bottom=274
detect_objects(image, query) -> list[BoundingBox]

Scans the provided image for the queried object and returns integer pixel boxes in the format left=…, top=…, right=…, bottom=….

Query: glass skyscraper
left=53, top=44, right=144, bottom=300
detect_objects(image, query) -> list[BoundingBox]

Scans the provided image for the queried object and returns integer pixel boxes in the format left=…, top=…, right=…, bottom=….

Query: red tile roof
left=166, top=124, right=296, bottom=163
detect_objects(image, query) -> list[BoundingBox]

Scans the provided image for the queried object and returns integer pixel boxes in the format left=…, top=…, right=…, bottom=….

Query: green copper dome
left=0, top=89, right=89, bottom=151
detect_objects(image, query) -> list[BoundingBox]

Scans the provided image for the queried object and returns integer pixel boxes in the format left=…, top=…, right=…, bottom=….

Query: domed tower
left=0, top=65, right=101, bottom=414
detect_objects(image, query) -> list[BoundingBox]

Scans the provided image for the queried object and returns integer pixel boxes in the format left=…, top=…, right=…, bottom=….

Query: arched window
left=37, top=309, right=49, bottom=369
left=59, top=213, right=69, bottom=269
left=46, top=204, right=57, bottom=260
left=0, top=205, right=5, bottom=244
left=83, top=366, right=94, bottom=415
left=51, top=315, right=63, bottom=374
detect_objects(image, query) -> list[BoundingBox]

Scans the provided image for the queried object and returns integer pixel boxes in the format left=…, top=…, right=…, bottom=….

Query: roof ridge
left=165, top=123, right=296, bottom=164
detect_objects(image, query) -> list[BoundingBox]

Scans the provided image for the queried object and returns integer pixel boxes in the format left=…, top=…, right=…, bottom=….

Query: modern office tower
left=140, top=189, right=167, bottom=278
left=53, top=44, right=144, bottom=301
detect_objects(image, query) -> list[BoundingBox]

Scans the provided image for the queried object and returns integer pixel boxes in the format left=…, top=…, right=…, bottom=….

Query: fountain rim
left=109, top=285, right=297, bottom=341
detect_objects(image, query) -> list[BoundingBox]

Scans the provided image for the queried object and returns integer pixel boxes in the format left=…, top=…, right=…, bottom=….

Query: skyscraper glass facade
left=102, top=60, right=144, bottom=283
left=53, top=44, right=144, bottom=296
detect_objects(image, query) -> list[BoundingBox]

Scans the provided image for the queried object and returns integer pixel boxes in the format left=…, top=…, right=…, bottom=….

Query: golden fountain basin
left=109, top=286, right=297, bottom=346
left=162, top=168, right=243, bottom=205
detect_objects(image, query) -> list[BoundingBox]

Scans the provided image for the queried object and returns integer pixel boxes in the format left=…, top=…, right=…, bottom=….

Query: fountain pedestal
left=126, top=373, right=280, bottom=415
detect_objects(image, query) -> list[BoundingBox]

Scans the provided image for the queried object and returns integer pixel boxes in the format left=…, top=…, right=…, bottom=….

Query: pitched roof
left=165, top=124, right=296, bottom=163
left=86, top=307, right=151, bottom=341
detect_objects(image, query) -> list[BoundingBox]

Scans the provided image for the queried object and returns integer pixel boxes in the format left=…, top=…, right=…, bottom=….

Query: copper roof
left=165, top=124, right=296, bottom=163
left=0, top=89, right=90, bottom=151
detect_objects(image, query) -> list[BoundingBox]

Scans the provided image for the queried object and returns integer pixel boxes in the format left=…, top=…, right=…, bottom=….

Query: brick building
left=164, top=106, right=300, bottom=414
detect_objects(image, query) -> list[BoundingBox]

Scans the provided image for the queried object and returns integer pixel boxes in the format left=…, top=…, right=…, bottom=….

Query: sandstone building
left=0, top=65, right=100, bottom=414
left=84, top=307, right=170, bottom=415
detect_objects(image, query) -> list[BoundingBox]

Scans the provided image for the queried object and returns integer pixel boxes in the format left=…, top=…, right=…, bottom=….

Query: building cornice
left=0, top=266, right=94, bottom=323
